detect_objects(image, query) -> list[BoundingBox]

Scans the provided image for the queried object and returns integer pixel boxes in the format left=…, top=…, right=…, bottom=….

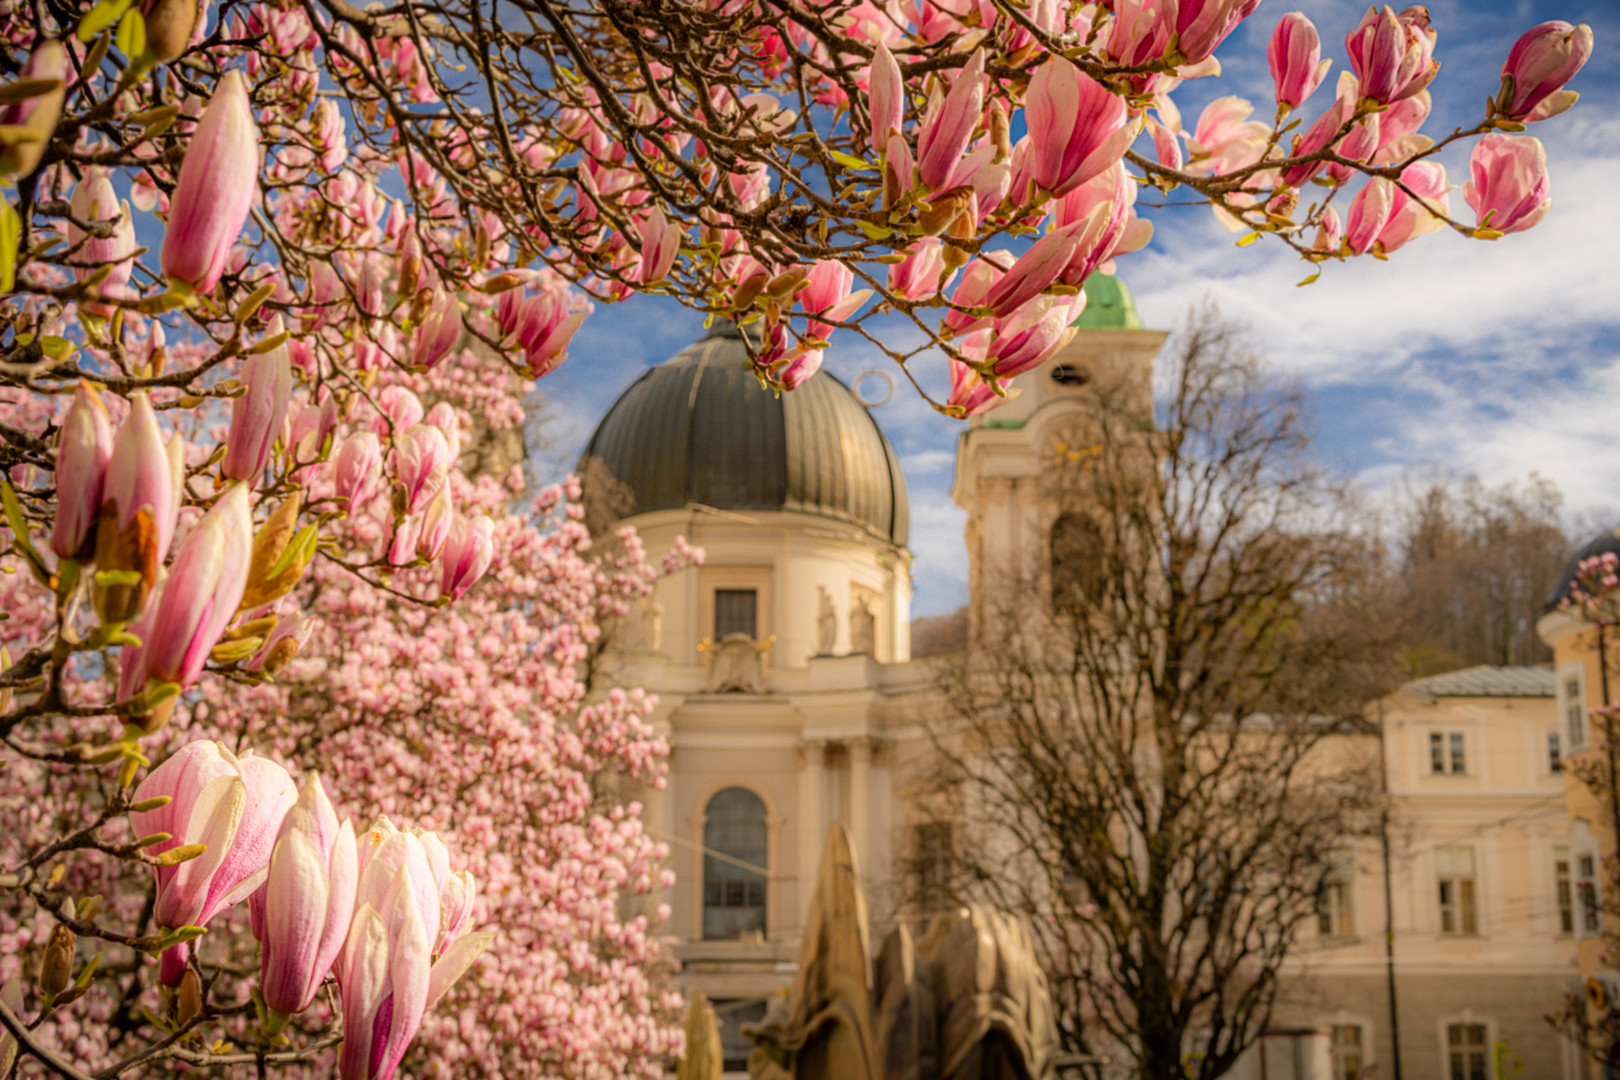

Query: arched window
left=703, top=787, right=768, bottom=940
left=1050, top=514, right=1107, bottom=607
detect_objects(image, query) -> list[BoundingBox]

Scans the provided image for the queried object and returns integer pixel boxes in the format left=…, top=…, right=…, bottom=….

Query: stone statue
left=746, top=824, right=1057, bottom=1080
left=678, top=992, right=724, bottom=1080
left=816, top=587, right=838, bottom=655
left=709, top=633, right=766, bottom=693
left=640, top=597, right=664, bottom=653
left=850, top=595, right=876, bottom=655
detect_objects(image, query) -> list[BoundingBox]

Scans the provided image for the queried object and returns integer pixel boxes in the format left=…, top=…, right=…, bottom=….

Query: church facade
left=580, top=278, right=1585, bottom=1077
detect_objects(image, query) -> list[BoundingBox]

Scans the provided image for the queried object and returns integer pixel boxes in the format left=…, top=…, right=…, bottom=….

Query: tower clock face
left=1045, top=423, right=1101, bottom=471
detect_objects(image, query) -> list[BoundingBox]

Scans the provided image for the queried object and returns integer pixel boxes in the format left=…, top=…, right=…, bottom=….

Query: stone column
left=848, top=738, right=873, bottom=864
left=798, top=739, right=827, bottom=929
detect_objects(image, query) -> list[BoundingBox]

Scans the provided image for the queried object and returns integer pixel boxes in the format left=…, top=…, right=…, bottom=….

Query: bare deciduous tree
left=911, top=308, right=1403, bottom=1080
left=1395, top=473, right=1571, bottom=674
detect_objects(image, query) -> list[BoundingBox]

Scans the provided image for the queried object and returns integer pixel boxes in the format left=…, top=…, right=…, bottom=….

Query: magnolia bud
left=39, top=924, right=74, bottom=996
left=140, top=0, right=200, bottom=63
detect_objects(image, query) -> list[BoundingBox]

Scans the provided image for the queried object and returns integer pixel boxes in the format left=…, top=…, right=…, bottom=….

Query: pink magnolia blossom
left=1269, top=12, right=1332, bottom=110
left=983, top=227, right=1082, bottom=319
left=162, top=71, right=260, bottom=294
left=916, top=48, right=984, bottom=190
left=372, top=386, right=425, bottom=438
left=1463, top=132, right=1551, bottom=236
left=1344, top=5, right=1439, bottom=107
left=1376, top=161, right=1450, bottom=253
left=1313, top=206, right=1343, bottom=252
left=252, top=775, right=358, bottom=1016
left=1025, top=57, right=1134, bottom=197
left=395, top=424, right=452, bottom=514
left=417, top=484, right=453, bottom=562
left=222, top=317, right=294, bottom=481
left=1345, top=178, right=1395, bottom=254
left=334, top=432, right=384, bottom=508
left=1185, top=97, right=1268, bottom=175
left=241, top=610, right=315, bottom=674
left=869, top=40, right=904, bottom=153
left=50, top=382, right=112, bottom=561
left=634, top=204, right=682, bottom=285
left=130, top=483, right=253, bottom=691
left=0, top=39, right=66, bottom=179
left=495, top=284, right=589, bottom=378
left=888, top=239, right=952, bottom=301
left=67, top=170, right=137, bottom=306
left=1053, top=163, right=1153, bottom=284
left=1175, top=0, right=1262, bottom=64
left=1281, top=72, right=1357, bottom=187
left=439, top=514, right=494, bottom=600
left=412, top=288, right=463, bottom=369
left=799, top=260, right=872, bottom=340
left=1497, top=21, right=1592, bottom=123
left=983, top=294, right=1084, bottom=378
left=336, top=818, right=490, bottom=1080
left=944, top=254, right=1011, bottom=336
left=945, top=357, right=1014, bottom=417
left=129, top=740, right=298, bottom=975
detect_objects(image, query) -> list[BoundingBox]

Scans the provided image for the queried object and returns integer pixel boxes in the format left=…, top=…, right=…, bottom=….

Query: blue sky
left=540, top=0, right=1620, bottom=616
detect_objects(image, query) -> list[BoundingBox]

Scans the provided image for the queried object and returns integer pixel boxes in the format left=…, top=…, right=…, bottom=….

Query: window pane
left=703, top=786, right=768, bottom=939
left=1550, top=732, right=1563, bottom=773
left=1430, top=732, right=1445, bottom=774
left=714, top=589, right=758, bottom=639
left=1449, top=732, right=1466, bottom=774
left=1558, top=854, right=1574, bottom=934
left=1459, top=879, right=1477, bottom=935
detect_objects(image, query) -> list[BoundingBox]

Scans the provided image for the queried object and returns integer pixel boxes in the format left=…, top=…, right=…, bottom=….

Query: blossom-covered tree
left=0, top=0, right=1595, bottom=1076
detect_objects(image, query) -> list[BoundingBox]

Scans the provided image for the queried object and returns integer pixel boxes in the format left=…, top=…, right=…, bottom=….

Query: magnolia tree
left=0, top=0, right=1595, bottom=1077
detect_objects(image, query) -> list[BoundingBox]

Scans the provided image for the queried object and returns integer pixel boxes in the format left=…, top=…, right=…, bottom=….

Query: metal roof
left=1072, top=273, right=1143, bottom=331
left=578, top=323, right=909, bottom=546
left=1404, top=665, right=1555, bottom=699
left=1546, top=524, right=1620, bottom=611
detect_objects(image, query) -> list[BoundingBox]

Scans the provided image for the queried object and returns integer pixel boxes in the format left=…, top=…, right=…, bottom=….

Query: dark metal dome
left=578, top=323, right=909, bottom=546
left=1548, top=525, right=1620, bottom=610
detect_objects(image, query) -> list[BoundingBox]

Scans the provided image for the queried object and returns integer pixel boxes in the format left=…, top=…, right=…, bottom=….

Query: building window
left=1436, top=847, right=1478, bottom=936
left=713, top=589, right=758, bottom=640
left=1579, top=852, right=1601, bottom=935
left=702, top=787, right=767, bottom=940
left=1566, top=675, right=1588, bottom=750
left=1429, top=731, right=1466, bottom=775
left=1330, top=1025, right=1364, bottom=1080
left=911, top=822, right=954, bottom=910
left=1445, top=1023, right=1488, bottom=1080
left=1050, top=514, right=1106, bottom=608
left=1317, top=856, right=1355, bottom=938
left=1557, top=849, right=1575, bottom=935
left=1549, top=732, right=1563, bottom=773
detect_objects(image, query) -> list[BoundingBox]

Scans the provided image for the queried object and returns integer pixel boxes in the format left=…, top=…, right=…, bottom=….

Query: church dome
left=1548, top=524, right=1620, bottom=609
left=1072, top=273, right=1143, bottom=331
left=578, top=324, right=909, bottom=546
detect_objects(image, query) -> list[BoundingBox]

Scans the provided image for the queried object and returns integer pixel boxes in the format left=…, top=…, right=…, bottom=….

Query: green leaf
left=94, top=568, right=145, bottom=589
left=248, top=328, right=291, bottom=355
left=1235, top=232, right=1262, bottom=247
left=234, top=279, right=276, bottom=325
left=854, top=220, right=893, bottom=241
left=77, top=0, right=134, bottom=42
left=156, top=925, right=206, bottom=949
left=0, top=195, right=19, bottom=295
left=828, top=150, right=874, bottom=173
left=0, top=77, right=65, bottom=105
left=1296, top=271, right=1321, bottom=287
left=114, top=8, right=145, bottom=58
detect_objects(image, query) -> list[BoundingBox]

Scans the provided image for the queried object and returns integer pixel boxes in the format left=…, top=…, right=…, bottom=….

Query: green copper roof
left=1072, top=273, right=1143, bottom=331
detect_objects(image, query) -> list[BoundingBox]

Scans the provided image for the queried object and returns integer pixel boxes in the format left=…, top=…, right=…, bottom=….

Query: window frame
left=1436, top=846, right=1478, bottom=937
left=1442, top=1020, right=1490, bottom=1080
left=712, top=588, right=759, bottom=640
left=1316, top=854, right=1355, bottom=940
left=1329, top=1024, right=1364, bottom=1080
left=1556, top=847, right=1574, bottom=936
left=1562, top=666, right=1589, bottom=751
left=1428, top=730, right=1468, bottom=776
left=701, top=786, right=770, bottom=941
